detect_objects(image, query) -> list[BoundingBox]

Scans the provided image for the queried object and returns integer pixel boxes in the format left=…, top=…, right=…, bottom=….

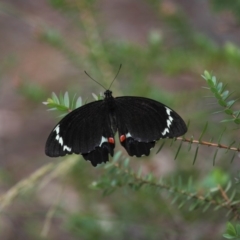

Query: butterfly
left=45, top=89, right=187, bottom=167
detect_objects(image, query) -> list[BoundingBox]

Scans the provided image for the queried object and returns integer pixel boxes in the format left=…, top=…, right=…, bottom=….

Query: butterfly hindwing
left=45, top=100, right=115, bottom=166
left=115, top=96, right=187, bottom=157
left=120, top=137, right=155, bottom=157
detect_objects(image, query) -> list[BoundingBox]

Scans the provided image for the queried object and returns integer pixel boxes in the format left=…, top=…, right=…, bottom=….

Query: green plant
left=41, top=70, right=240, bottom=239
left=2, top=1, right=240, bottom=239
left=223, top=222, right=240, bottom=239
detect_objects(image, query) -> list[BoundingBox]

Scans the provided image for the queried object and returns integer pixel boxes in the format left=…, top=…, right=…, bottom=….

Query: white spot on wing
left=167, top=119, right=171, bottom=128
left=100, top=136, right=108, bottom=146
left=165, top=107, right=172, bottom=116
left=162, top=128, right=170, bottom=136
left=161, top=107, right=174, bottom=136
left=126, top=132, right=132, bottom=138
left=54, top=125, right=60, bottom=134
left=53, top=124, right=72, bottom=152
left=63, top=145, right=72, bottom=152
left=59, top=137, right=63, bottom=146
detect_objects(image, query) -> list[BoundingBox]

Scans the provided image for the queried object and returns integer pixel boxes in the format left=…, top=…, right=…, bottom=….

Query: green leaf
left=188, top=141, right=192, bottom=151
left=187, top=176, right=192, bottom=191
left=203, top=70, right=211, bottom=80
left=230, top=200, right=240, bottom=205
left=207, top=79, right=215, bottom=87
left=202, top=202, right=211, bottom=212
left=70, top=93, right=76, bottom=109
left=174, top=141, right=182, bottom=160
left=222, top=233, right=237, bottom=239
left=218, top=99, right=227, bottom=107
left=212, top=149, right=218, bottom=166
left=221, top=90, right=229, bottom=100
left=192, top=146, right=199, bottom=165
left=226, top=222, right=237, bottom=237
left=52, top=92, right=60, bottom=104
left=178, top=200, right=185, bottom=209
left=64, top=92, right=69, bottom=108
left=47, top=107, right=57, bottom=111
left=156, top=140, right=165, bottom=154
left=217, top=128, right=226, bottom=144
left=217, top=82, right=223, bottom=92
left=226, top=100, right=236, bottom=108
left=221, top=119, right=235, bottom=123
left=189, top=201, right=199, bottom=211
left=124, top=158, right=129, bottom=168
left=171, top=195, right=179, bottom=204
left=224, top=181, right=232, bottom=193
left=234, top=110, right=240, bottom=115
left=211, top=87, right=218, bottom=94
left=59, top=92, right=64, bottom=105
left=75, top=96, right=82, bottom=108
left=225, top=109, right=233, bottom=115
left=92, top=93, right=98, bottom=101
left=199, top=122, right=208, bottom=142
left=212, top=76, right=217, bottom=85
left=147, top=173, right=153, bottom=182
left=234, top=118, right=240, bottom=124
left=236, top=224, right=240, bottom=235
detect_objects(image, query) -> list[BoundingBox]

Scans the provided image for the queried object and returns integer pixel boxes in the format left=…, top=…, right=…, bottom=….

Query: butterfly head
left=104, top=90, right=113, bottom=99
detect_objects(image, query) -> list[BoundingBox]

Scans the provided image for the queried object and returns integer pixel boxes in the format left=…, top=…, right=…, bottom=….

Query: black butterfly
left=45, top=90, right=187, bottom=167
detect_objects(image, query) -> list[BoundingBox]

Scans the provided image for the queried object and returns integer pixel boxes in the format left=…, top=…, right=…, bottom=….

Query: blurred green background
left=1, top=0, right=240, bottom=239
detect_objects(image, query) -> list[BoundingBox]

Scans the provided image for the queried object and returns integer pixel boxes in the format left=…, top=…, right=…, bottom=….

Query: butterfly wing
left=45, top=100, right=115, bottom=166
left=115, top=96, right=187, bottom=157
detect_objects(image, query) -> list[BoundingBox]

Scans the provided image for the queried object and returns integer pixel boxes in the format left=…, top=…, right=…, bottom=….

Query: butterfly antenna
left=108, top=64, right=122, bottom=90
left=84, top=71, right=107, bottom=90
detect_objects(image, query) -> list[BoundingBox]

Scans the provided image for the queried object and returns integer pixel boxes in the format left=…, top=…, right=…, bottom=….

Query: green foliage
left=223, top=222, right=240, bottom=239
left=202, top=71, right=240, bottom=125
left=211, top=0, right=240, bottom=23
left=18, top=79, right=47, bottom=102
left=89, top=154, right=240, bottom=217
left=6, top=0, right=240, bottom=238
left=48, top=0, right=81, bottom=12
left=200, top=168, right=229, bottom=189
left=42, top=61, right=240, bottom=239
left=43, top=92, right=83, bottom=115
left=224, top=42, right=240, bottom=64
left=40, top=28, right=64, bottom=48
left=67, top=214, right=115, bottom=240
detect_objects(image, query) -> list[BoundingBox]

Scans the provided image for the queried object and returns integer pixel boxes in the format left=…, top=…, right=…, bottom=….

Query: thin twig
left=177, top=137, right=240, bottom=152
left=218, top=184, right=230, bottom=204
left=112, top=163, right=240, bottom=219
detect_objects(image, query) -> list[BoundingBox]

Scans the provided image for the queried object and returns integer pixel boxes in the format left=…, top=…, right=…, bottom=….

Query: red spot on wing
left=108, top=137, right=115, bottom=144
left=120, top=135, right=126, bottom=142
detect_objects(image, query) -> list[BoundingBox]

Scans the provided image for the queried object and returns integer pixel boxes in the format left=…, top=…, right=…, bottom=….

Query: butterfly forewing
left=115, top=97, right=187, bottom=139
left=115, top=96, right=187, bottom=157
left=45, top=100, right=115, bottom=166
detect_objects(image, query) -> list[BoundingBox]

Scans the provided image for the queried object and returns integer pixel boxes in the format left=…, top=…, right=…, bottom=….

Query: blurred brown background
left=1, top=0, right=240, bottom=239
